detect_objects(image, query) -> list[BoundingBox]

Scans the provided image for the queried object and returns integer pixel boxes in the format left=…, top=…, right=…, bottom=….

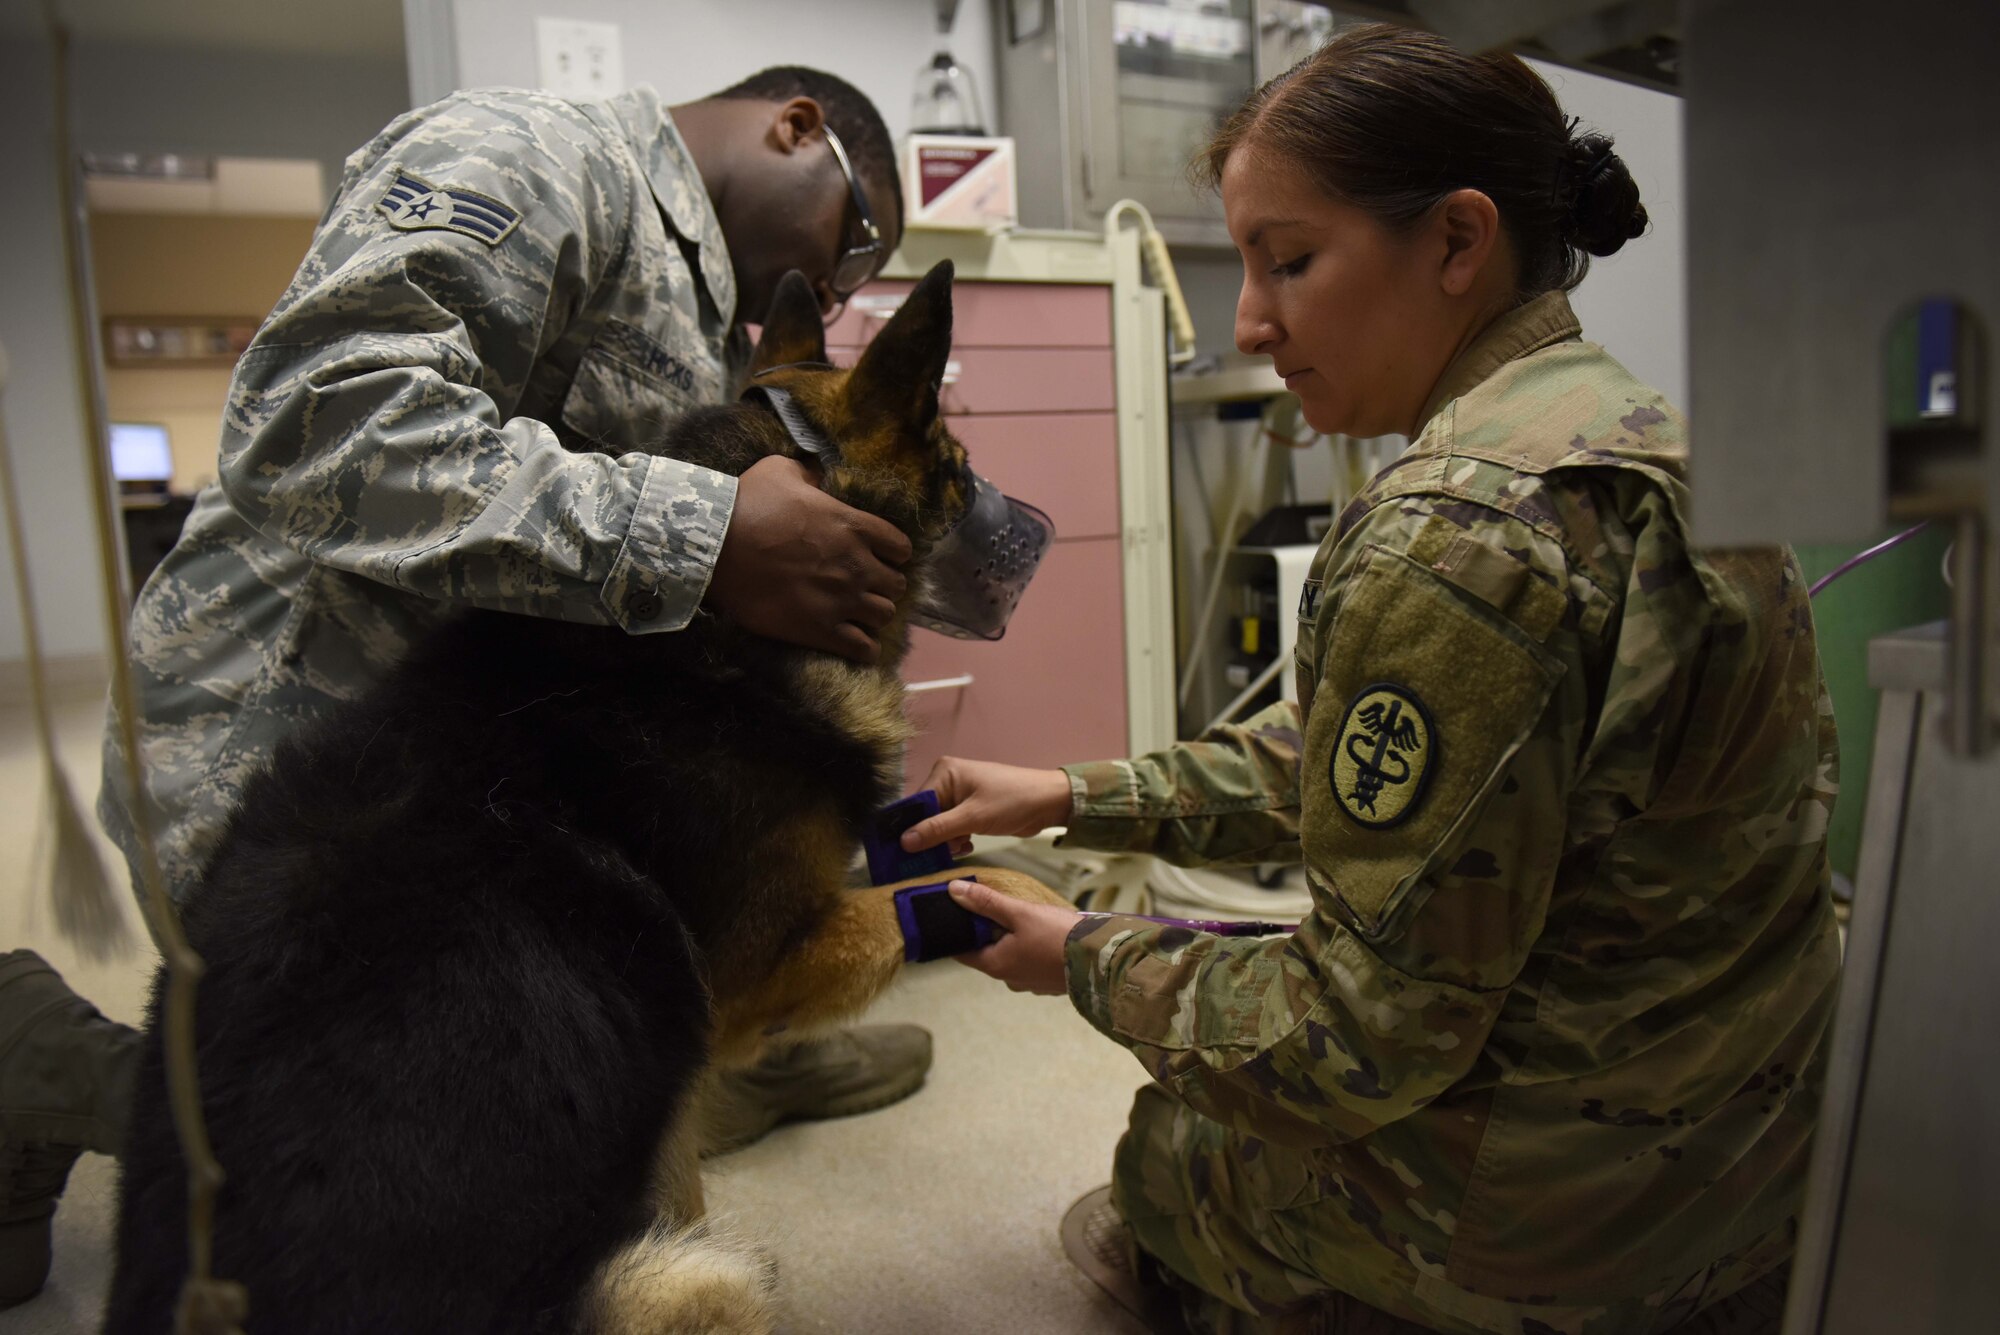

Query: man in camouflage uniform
left=2, top=67, right=927, bottom=1307
left=107, top=69, right=911, bottom=904
left=928, top=292, right=1840, bottom=1333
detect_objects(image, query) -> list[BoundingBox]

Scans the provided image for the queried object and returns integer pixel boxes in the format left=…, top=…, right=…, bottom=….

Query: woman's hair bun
left=1198, top=25, right=1654, bottom=295
left=1561, top=132, right=1648, bottom=258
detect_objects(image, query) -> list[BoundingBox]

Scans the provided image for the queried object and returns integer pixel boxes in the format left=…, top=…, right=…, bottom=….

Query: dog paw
left=948, top=864, right=1070, bottom=909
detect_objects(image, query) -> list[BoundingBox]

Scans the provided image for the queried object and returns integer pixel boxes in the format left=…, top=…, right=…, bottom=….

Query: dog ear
left=845, top=260, right=954, bottom=435
left=748, top=270, right=829, bottom=374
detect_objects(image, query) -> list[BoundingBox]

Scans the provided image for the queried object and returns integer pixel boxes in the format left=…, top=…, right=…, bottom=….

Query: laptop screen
left=109, top=422, right=173, bottom=483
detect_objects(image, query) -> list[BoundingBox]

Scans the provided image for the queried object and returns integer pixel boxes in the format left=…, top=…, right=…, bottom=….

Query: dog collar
left=743, top=382, right=834, bottom=462
left=739, top=375, right=1054, bottom=642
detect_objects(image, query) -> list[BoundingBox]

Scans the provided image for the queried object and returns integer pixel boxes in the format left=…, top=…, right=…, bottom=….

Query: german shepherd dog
left=104, top=261, right=1064, bottom=1333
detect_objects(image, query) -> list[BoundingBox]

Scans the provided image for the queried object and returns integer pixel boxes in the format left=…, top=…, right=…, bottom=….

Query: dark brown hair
left=1199, top=23, right=1647, bottom=298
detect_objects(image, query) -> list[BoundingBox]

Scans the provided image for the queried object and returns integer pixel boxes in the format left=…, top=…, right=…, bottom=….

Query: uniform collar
left=602, top=86, right=738, bottom=328
left=1412, top=290, right=1582, bottom=439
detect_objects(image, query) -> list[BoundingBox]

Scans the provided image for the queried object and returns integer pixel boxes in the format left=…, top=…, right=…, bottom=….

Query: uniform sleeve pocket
left=1301, top=546, right=1563, bottom=942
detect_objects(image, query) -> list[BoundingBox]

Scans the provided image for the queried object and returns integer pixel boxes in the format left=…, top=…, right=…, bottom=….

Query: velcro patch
left=1301, top=547, right=1564, bottom=941
left=1406, top=514, right=1566, bottom=642
left=377, top=169, right=521, bottom=246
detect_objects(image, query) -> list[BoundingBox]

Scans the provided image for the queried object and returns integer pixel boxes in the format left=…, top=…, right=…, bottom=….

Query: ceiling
left=5, top=0, right=406, bottom=62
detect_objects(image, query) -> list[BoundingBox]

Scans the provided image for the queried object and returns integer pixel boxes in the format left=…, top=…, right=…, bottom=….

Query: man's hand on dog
left=708, top=455, right=911, bottom=662
left=946, top=880, right=1080, bottom=996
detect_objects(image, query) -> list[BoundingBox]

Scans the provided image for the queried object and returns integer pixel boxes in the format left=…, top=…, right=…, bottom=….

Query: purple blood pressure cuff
left=869, top=791, right=994, bottom=961
left=864, top=791, right=956, bottom=885
left=894, top=877, right=1001, bottom=963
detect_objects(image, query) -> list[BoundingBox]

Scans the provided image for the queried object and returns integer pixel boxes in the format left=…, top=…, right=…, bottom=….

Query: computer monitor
left=109, top=422, right=173, bottom=484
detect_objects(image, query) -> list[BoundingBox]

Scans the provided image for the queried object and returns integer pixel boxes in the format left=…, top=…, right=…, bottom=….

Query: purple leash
left=1809, top=522, right=1932, bottom=598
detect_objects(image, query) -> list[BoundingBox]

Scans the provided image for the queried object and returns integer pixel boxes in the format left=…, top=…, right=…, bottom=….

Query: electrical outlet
left=535, top=18, right=624, bottom=98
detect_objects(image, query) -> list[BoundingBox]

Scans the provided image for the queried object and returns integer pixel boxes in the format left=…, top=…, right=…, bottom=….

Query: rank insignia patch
left=377, top=170, right=521, bottom=246
left=1330, top=682, right=1436, bottom=829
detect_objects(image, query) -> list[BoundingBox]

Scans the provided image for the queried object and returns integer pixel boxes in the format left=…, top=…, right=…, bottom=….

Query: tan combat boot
left=698, top=1024, right=933, bottom=1156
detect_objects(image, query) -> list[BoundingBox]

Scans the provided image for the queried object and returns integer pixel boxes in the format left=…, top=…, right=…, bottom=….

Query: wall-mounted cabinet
left=998, top=0, right=1337, bottom=248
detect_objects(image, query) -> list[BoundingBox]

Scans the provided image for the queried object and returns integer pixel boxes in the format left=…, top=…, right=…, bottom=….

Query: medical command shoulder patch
left=1331, top=682, right=1436, bottom=829
left=376, top=169, right=521, bottom=246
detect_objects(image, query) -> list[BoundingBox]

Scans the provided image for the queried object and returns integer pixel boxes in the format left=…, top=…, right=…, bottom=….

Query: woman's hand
left=948, top=879, right=1081, bottom=996
left=900, top=757, right=1074, bottom=858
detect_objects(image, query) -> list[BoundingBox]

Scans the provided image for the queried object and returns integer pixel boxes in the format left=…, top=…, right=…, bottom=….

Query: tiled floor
left=1, top=694, right=1153, bottom=1334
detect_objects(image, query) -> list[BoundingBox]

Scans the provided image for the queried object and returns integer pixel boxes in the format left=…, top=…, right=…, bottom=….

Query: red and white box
left=903, top=134, right=1018, bottom=231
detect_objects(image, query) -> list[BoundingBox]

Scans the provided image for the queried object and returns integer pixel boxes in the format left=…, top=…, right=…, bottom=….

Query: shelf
left=1171, top=364, right=1294, bottom=407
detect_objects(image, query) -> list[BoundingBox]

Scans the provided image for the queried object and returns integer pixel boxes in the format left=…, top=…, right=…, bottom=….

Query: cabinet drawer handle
left=906, top=673, right=975, bottom=693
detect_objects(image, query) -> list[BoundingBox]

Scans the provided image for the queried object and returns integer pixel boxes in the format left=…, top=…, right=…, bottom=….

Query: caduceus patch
left=1330, top=682, right=1436, bottom=829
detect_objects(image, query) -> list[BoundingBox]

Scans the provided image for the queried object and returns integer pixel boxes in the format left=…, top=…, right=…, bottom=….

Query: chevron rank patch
left=1331, top=682, right=1435, bottom=829
left=377, top=169, right=521, bottom=246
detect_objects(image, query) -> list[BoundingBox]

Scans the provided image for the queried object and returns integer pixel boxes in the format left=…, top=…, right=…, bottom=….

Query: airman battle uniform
left=1059, top=293, right=1840, bottom=1334
left=98, top=86, right=743, bottom=897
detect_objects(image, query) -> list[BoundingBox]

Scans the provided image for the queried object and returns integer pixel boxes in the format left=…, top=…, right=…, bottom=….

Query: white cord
left=1149, top=863, right=1313, bottom=920
left=972, top=835, right=1313, bottom=923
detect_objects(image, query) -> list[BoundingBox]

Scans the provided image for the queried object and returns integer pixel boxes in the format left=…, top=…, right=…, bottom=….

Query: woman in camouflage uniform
left=907, top=24, right=1837, bottom=1335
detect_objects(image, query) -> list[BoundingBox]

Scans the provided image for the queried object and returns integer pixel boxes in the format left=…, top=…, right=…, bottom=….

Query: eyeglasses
left=823, top=126, right=884, bottom=318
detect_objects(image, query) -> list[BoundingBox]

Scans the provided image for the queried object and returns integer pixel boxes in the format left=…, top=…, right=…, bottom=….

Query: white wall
left=0, top=35, right=408, bottom=666
left=446, top=0, right=997, bottom=145
left=1529, top=58, right=1685, bottom=411
left=0, top=37, right=107, bottom=663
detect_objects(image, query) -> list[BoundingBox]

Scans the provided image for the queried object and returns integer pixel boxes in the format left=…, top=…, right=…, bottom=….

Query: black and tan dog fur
left=104, top=261, right=1066, bottom=1334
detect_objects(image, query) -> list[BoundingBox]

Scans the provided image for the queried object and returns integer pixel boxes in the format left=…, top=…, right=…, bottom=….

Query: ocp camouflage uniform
left=98, top=87, right=746, bottom=900
left=1059, top=293, right=1840, bottom=1335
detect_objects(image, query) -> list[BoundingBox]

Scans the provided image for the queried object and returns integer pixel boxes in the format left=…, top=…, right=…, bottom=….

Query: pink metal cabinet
left=902, top=538, right=1128, bottom=784
left=839, top=280, right=1131, bottom=784
left=826, top=280, right=1113, bottom=348
left=943, top=414, right=1121, bottom=541
left=829, top=345, right=1116, bottom=417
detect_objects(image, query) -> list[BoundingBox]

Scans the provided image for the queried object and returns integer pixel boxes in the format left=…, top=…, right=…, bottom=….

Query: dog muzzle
left=909, top=475, right=1052, bottom=640
left=744, top=379, right=1053, bottom=641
